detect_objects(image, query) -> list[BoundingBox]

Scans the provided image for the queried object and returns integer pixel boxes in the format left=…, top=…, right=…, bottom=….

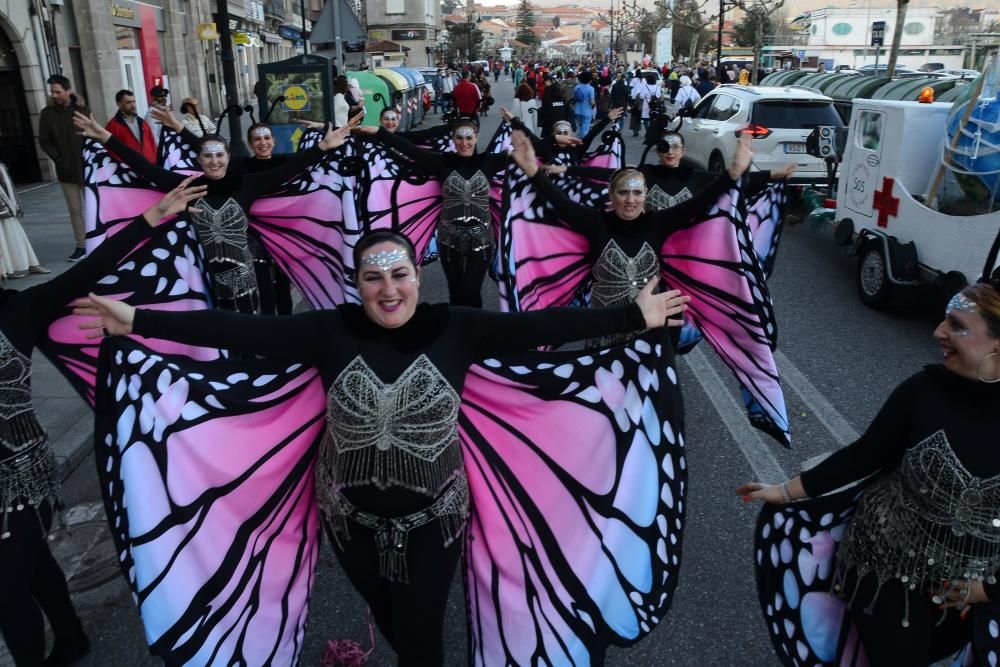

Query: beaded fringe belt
left=0, top=439, right=61, bottom=539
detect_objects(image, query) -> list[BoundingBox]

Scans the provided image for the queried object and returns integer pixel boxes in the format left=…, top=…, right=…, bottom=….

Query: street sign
left=796, top=49, right=806, bottom=60
left=871, top=21, right=885, bottom=46
left=605, top=46, right=611, bottom=55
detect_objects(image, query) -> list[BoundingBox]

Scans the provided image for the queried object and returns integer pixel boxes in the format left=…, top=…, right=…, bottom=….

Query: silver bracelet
left=778, top=481, right=792, bottom=504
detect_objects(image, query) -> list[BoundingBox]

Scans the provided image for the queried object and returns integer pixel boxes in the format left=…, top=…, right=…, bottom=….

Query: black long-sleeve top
left=511, top=116, right=611, bottom=164
left=801, top=366, right=1000, bottom=498
left=530, top=169, right=735, bottom=257
left=397, top=124, right=451, bottom=146
left=372, top=127, right=509, bottom=181
left=566, top=163, right=771, bottom=202
left=106, top=135, right=325, bottom=211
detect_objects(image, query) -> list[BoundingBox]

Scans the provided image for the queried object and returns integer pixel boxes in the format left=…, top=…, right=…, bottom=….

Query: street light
left=601, top=0, right=640, bottom=66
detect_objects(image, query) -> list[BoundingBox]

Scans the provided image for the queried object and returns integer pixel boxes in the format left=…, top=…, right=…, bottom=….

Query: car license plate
left=784, top=143, right=806, bottom=154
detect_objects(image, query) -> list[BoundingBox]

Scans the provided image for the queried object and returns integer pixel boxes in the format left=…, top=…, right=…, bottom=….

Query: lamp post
left=215, top=0, right=248, bottom=156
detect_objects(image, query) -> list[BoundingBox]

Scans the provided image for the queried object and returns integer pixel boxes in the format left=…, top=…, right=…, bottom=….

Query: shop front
left=110, top=0, right=167, bottom=117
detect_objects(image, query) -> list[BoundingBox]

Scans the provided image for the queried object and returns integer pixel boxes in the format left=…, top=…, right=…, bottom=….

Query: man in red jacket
left=105, top=89, right=156, bottom=163
left=450, top=71, right=481, bottom=123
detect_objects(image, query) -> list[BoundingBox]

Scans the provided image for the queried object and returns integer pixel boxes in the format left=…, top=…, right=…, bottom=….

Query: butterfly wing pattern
left=745, top=181, right=789, bottom=279
left=156, top=127, right=199, bottom=171
left=94, top=338, right=326, bottom=666
left=461, top=332, right=688, bottom=665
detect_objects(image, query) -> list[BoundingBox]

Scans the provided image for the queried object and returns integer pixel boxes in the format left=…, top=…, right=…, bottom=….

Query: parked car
left=919, top=62, right=946, bottom=72
left=674, top=85, right=844, bottom=185
left=938, top=68, right=980, bottom=80
left=855, top=64, right=920, bottom=76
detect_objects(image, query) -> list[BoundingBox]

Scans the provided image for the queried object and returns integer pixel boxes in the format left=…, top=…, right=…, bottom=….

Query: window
left=855, top=111, right=883, bottom=151
left=832, top=22, right=852, bottom=35
left=751, top=100, right=842, bottom=128
left=708, top=95, right=737, bottom=121
left=903, top=22, right=924, bottom=35
left=693, top=95, right=715, bottom=119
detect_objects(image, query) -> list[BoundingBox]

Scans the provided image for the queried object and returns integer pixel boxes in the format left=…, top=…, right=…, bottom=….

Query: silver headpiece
left=553, top=121, right=573, bottom=136
left=947, top=292, right=978, bottom=316
left=382, top=111, right=399, bottom=121
left=621, top=177, right=645, bottom=191
left=361, top=249, right=409, bottom=271
left=661, top=135, right=683, bottom=150
left=250, top=127, right=272, bottom=139
left=453, top=126, right=476, bottom=139
left=200, top=140, right=227, bottom=155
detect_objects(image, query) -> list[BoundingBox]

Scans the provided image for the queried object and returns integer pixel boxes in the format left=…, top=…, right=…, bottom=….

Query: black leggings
left=845, top=570, right=971, bottom=665
left=439, top=245, right=491, bottom=309
left=333, top=521, right=462, bottom=666
left=0, top=504, right=80, bottom=666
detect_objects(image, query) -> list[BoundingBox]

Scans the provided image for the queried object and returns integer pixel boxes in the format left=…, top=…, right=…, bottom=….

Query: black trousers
left=845, top=569, right=971, bottom=665
left=0, top=505, right=80, bottom=666
left=333, top=521, right=462, bottom=666
left=439, top=245, right=490, bottom=309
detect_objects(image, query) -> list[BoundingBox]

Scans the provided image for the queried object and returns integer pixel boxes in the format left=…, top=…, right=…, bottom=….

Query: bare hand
left=319, top=124, right=352, bottom=151
left=635, top=278, right=690, bottom=328
left=543, top=164, right=567, bottom=175
left=771, top=163, right=797, bottom=180
left=143, top=175, right=207, bottom=225
left=500, top=107, right=513, bottom=122
left=352, top=124, right=379, bottom=135
left=294, top=119, right=326, bottom=130
left=73, top=111, right=111, bottom=143
left=73, top=293, right=136, bottom=339
left=728, top=132, right=753, bottom=180
left=554, top=134, right=583, bottom=147
left=734, top=482, right=787, bottom=504
left=608, top=107, right=624, bottom=121
left=509, top=130, right=538, bottom=176
left=348, top=110, right=365, bottom=127
left=149, top=107, right=182, bottom=132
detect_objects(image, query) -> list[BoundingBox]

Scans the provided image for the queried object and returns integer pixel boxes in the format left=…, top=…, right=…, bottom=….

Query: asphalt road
left=39, top=76, right=947, bottom=667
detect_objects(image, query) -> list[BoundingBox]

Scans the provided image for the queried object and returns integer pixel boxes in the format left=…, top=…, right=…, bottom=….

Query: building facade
left=365, top=0, right=439, bottom=66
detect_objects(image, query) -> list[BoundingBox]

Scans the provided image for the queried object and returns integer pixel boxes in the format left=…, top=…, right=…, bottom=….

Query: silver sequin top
left=187, top=197, right=260, bottom=312
left=588, top=240, right=658, bottom=348
left=441, top=171, right=491, bottom=228
left=838, top=430, right=1000, bottom=605
left=645, top=184, right=693, bottom=212
left=0, top=331, right=46, bottom=454
left=319, top=355, right=464, bottom=498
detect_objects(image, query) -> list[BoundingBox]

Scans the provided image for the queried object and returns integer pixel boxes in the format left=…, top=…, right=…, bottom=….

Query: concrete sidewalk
left=12, top=182, right=95, bottom=481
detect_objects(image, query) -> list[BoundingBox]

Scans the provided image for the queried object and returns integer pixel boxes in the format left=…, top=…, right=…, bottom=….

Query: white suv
left=675, top=85, right=844, bottom=184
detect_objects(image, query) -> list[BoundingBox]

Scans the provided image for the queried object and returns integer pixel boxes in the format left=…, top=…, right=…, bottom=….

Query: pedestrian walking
left=573, top=71, right=596, bottom=137
left=37, top=74, right=89, bottom=262
left=451, top=71, right=481, bottom=123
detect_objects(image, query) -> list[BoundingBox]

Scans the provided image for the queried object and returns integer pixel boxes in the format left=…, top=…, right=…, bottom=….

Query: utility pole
left=885, top=0, right=909, bottom=77
left=216, top=0, right=248, bottom=156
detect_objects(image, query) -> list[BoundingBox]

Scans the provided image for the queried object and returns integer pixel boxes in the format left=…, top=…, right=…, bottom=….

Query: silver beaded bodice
left=0, top=331, right=45, bottom=454
left=318, top=355, right=464, bottom=498
left=591, top=240, right=659, bottom=308
left=187, top=197, right=260, bottom=312
left=837, top=430, right=1000, bottom=616
left=645, top=184, right=692, bottom=212
left=439, top=171, right=493, bottom=253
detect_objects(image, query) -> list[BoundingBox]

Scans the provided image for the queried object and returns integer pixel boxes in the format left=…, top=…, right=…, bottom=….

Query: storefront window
left=116, top=25, right=140, bottom=49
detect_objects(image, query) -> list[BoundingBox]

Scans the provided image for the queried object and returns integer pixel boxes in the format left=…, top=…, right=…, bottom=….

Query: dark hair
left=657, top=130, right=685, bottom=148
left=515, top=83, right=534, bottom=101
left=47, top=74, right=71, bottom=90
left=195, top=135, right=229, bottom=154
left=579, top=71, right=592, bottom=84
left=334, top=76, right=349, bottom=95
left=246, top=122, right=272, bottom=142
left=353, top=231, right=418, bottom=271
left=115, top=89, right=135, bottom=103
left=180, top=102, right=194, bottom=115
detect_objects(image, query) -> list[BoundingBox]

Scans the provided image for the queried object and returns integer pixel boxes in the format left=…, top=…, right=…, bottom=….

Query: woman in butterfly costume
left=77, top=229, right=694, bottom=665
left=72, top=111, right=352, bottom=315
left=740, top=276, right=1000, bottom=665
left=0, top=180, right=205, bottom=666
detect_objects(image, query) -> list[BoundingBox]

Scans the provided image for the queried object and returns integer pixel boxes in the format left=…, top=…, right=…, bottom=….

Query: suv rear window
left=751, top=101, right=843, bottom=128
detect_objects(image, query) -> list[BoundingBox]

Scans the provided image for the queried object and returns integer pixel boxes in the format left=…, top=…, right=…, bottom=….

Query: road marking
left=773, top=349, right=860, bottom=447
left=681, top=346, right=787, bottom=482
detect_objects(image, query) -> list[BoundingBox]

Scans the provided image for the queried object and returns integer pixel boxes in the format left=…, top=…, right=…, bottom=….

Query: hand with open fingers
left=509, top=130, right=538, bottom=176
left=353, top=124, right=378, bottom=135
left=554, top=134, right=583, bottom=147
left=543, top=164, right=567, bottom=175
left=608, top=107, right=624, bottom=121
left=635, top=278, right=691, bottom=329
left=73, top=293, right=136, bottom=339
left=150, top=107, right=182, bottom=132
left=734, top=482, right=787, bottom=504
left=728, top=132, right=754, bottom=180
left=500, top=107, right=513, bottom=122
left=295, top=119, right=326, bottom=130
left=348, top=111, right=365, bottom=127
left=771, top=163, right=797, bottom=180
left=145, top=175, right=207, bottom=224
left=73, top=111, right=111, bottom=143
left=319, top=124, right=352, bottom=151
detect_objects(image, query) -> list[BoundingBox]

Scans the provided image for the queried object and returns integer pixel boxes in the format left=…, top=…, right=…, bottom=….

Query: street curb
left=56, top=428, right=94, bottom=482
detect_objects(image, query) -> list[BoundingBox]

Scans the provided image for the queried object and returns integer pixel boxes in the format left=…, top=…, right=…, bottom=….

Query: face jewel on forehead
left=947, top=292, right=978, bottom=315
left=453, top=126, right=476, bottom=139
left=251, top=127, right=272, bottom=139
left=621, top=177, right=645, bottom=191
left=362, top=249, right=409, bottom=271
left=382, top=111, right=399, bottom=121
left=200, top=141, right=227, bottom=155
left=659, top=135, right=683, bottom=151
left=553, top=122, right=572, bottom=136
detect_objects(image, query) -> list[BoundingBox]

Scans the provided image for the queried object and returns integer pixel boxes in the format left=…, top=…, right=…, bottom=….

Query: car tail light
left=735, top=123, right=772, bottom=139
left=823, top=198, right=837, bottom=209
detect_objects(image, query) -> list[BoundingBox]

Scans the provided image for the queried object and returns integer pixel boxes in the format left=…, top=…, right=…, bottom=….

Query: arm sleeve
left=744, top=171, right=771, bottom=199
left=799, top=375, right=920, bottom=497
left=457, top=303, right=646, bottom=358
left=565, top=165, right=615, bottom=180
left=242, top=145, right=325, bottom=197
left=529, top=170, right=604, bottom=241
left=647, top=172, right=737, bottom=231
left=509, top=117, right=545, bottom=151
left=37, top=114, right=60, bottom=162
left=401, top=125, right=449, bottom=145
left=580, top=116, right=611, bottom=151
left=105, top=136, right=185, bottom=190
left=12, top=216, right=154, bottom=343
left=374, top=128, right=445, bottom=173
left=132, top=308, right=335, bottom=365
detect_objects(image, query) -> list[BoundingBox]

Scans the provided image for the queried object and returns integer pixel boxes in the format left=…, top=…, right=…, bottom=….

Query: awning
left=262, top=30, right=283, bottom=44
left=310, top=0, right=365, bottom=45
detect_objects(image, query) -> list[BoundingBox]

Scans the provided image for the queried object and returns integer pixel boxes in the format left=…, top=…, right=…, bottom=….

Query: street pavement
left=4, top=76, right=951, bottom=666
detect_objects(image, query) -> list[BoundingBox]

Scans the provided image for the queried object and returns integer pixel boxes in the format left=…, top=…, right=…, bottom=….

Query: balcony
left=265, top=0, right=286, bottom=20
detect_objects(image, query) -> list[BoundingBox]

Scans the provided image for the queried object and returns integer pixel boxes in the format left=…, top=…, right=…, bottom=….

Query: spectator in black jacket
left=609, top=74, right=630, bottom=131
left=539, top=75, right=568, bottom=136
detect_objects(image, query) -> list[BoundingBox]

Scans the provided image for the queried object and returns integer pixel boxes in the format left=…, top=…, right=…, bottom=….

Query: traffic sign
left=871, top=21, right=885, bottom=46
left=796, top=50, right=806, bottom=60
left=605, top=47, right=611, bottom=55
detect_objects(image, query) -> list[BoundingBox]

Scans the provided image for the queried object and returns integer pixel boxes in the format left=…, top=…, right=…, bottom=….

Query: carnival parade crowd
left=1, top=57, right=999, bottom=667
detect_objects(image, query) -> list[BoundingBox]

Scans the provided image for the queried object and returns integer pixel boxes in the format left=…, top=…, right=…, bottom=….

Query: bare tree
left=655, top=0, right=720, bottom=65
left=885, top=0, right=909, bottom=77
left=734, top=0, right=786, bottom=83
